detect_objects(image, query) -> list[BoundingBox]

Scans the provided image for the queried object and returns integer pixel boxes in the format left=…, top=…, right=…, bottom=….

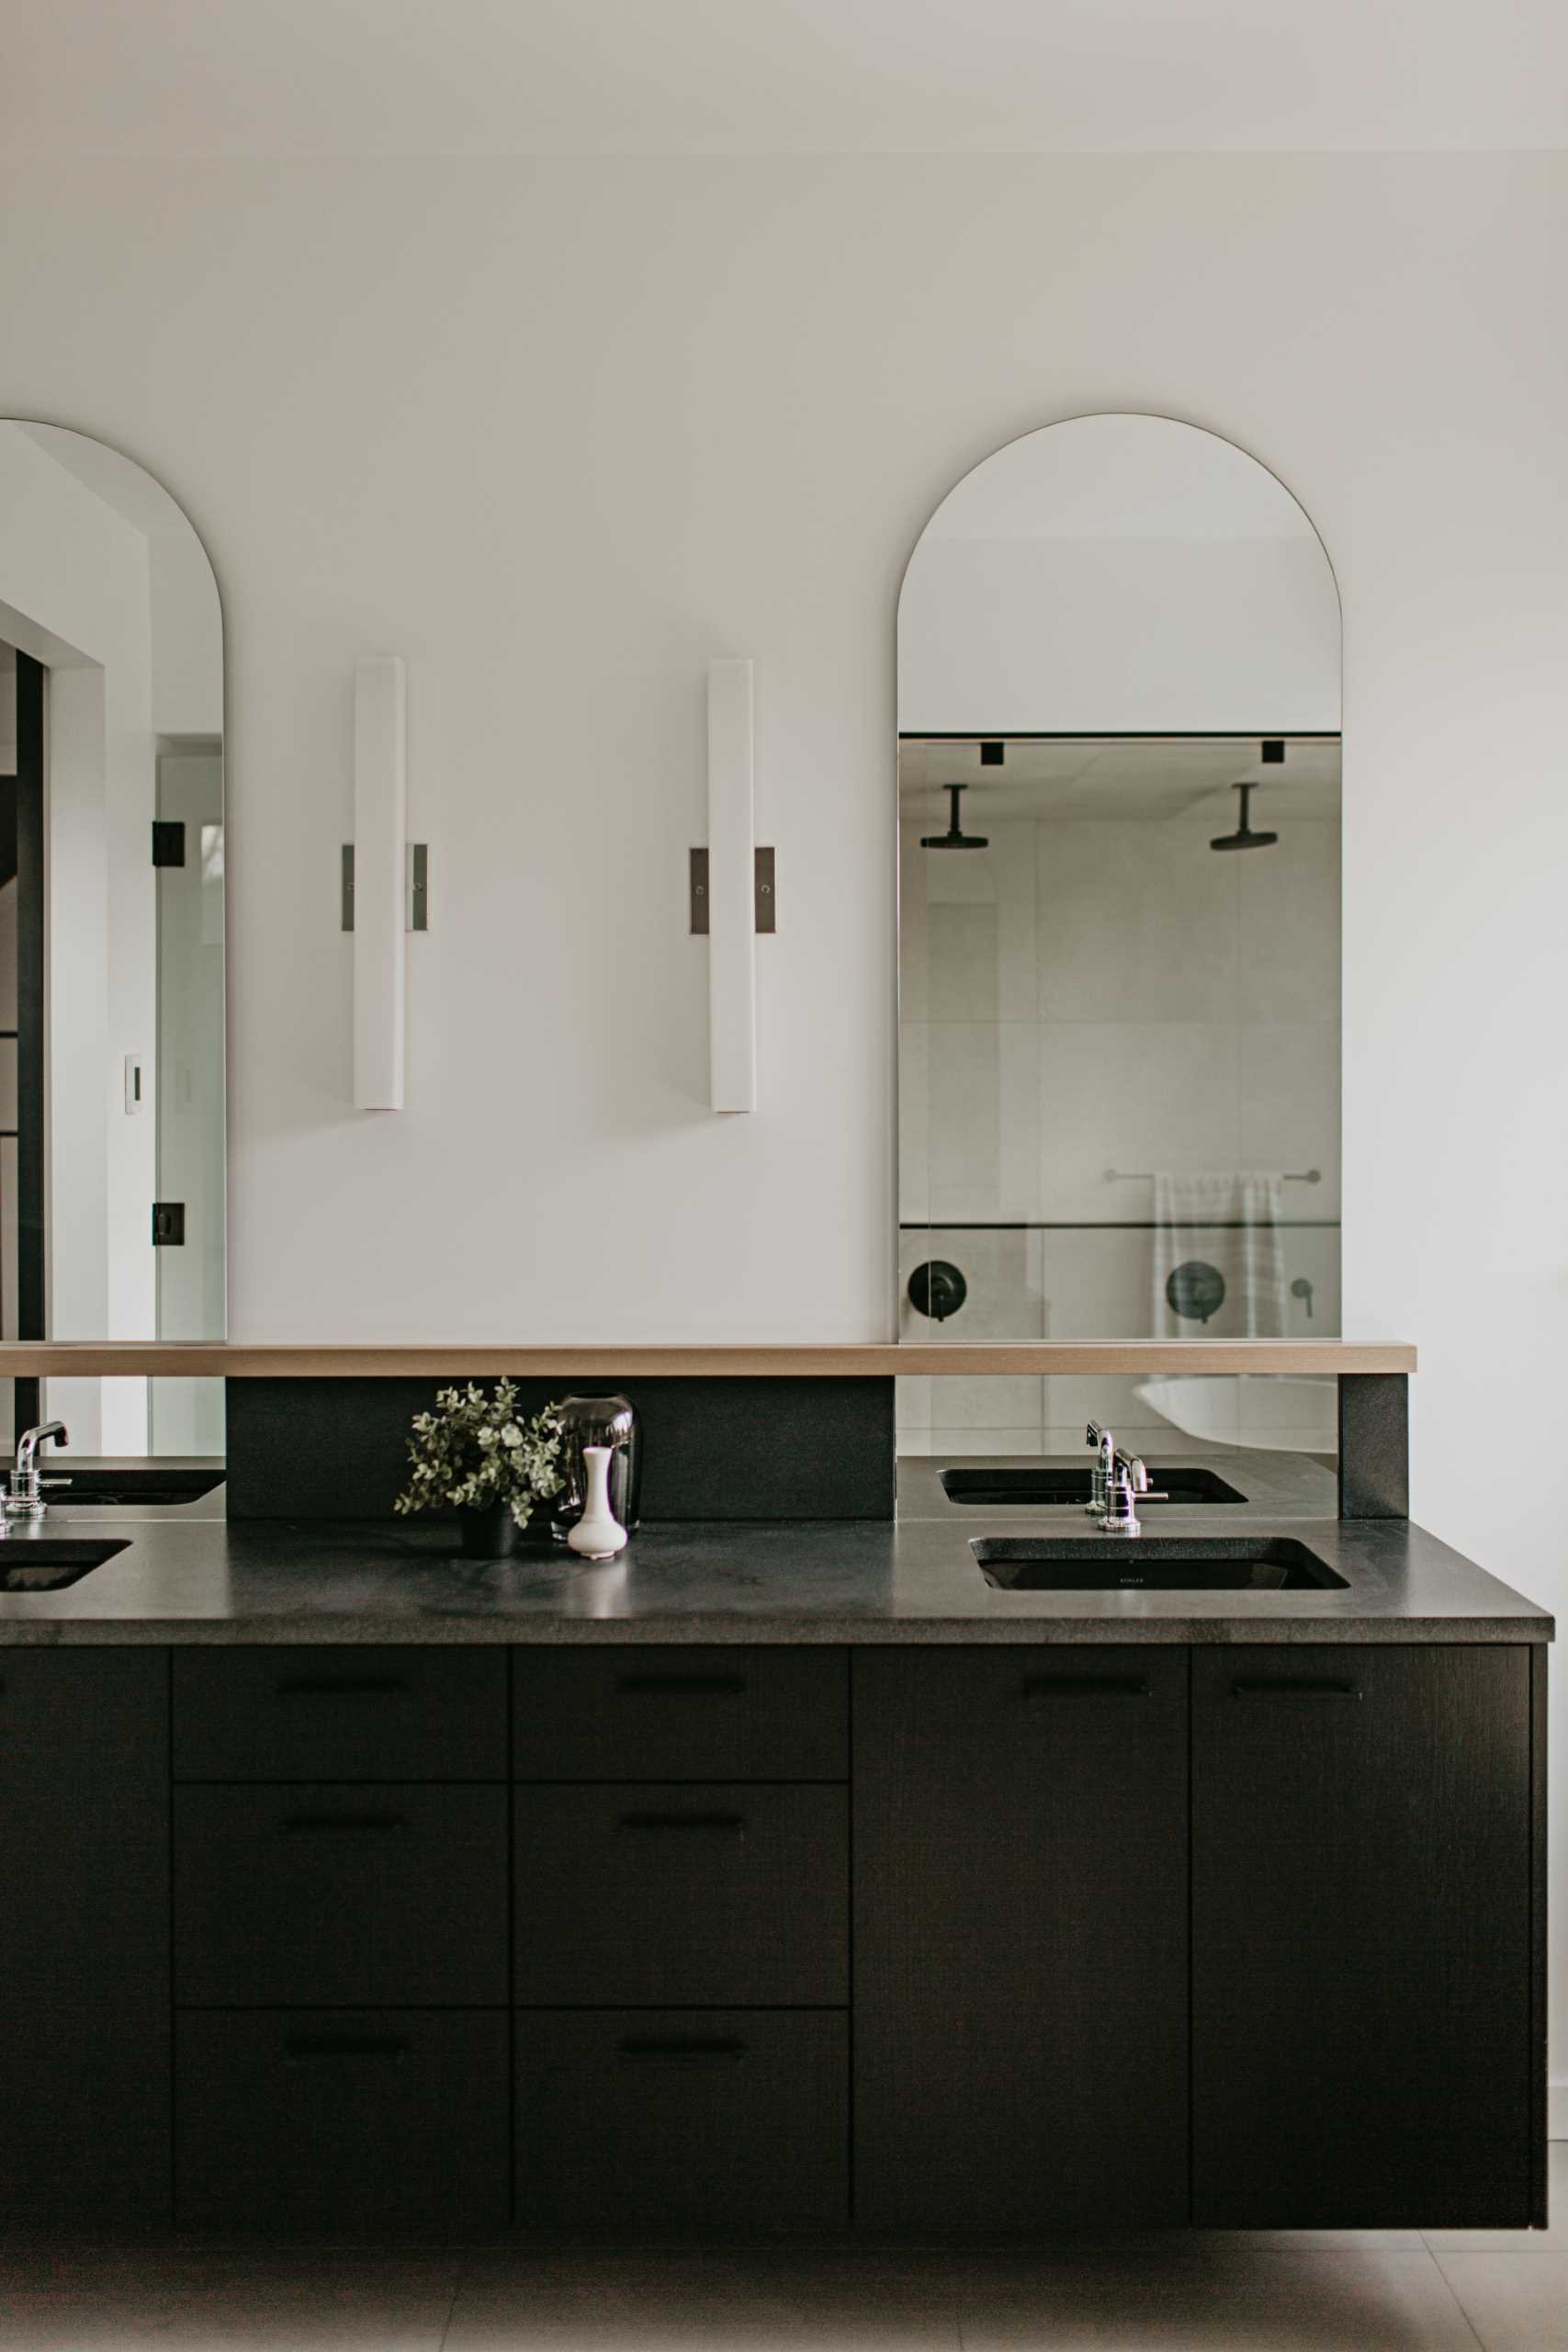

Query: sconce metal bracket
left=689, top=845, right=775, bottom=934
left=341, top=843, right=429, bottom=932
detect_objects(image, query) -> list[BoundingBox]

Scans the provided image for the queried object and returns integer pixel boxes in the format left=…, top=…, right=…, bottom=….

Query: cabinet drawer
left=175, top=1785, right=509, bottom=2006
left=512, top=1646, right=848, bottom=1781
left=517, top=2011, right=848, bottom=2232
left=174, top=1646, right=507, bottom=1781
left=514, top=1784, right=848, bottom=2005
left=176, top=2009, right=509, bottom=2233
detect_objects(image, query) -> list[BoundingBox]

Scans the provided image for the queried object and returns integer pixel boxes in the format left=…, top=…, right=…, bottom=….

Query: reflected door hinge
left=152, top=1202, right=186, bottom=1247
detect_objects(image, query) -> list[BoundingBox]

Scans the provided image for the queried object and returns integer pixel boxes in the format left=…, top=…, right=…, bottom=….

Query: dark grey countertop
left=0, top=1450, right=1551, bottom=1646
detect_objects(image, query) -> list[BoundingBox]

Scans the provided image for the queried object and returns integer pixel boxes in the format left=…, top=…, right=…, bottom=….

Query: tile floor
left=0, top=2145, right=1560, bottom=2351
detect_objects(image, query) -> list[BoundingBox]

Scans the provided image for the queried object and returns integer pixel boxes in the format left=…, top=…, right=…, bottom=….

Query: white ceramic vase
left=567, top=1443, right=627, bottom=1561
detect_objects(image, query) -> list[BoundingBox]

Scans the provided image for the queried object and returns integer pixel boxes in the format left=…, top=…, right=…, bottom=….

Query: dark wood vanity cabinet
left=853, top=1646, right=1190, bottom=2229
left=0, top=1651, right=170, bottom=2224
left=0, top=1638, right=1544, bottom=2234
left=1191, top=1645, right=1537, bottom=2227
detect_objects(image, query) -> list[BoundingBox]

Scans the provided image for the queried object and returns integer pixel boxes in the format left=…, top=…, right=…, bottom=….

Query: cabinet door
left=0, top=1648, right=170, bottom=2222
left=1192, top=1645, right=1532, bottom=2227
left=853, top=1646, right=1189, bottom=2230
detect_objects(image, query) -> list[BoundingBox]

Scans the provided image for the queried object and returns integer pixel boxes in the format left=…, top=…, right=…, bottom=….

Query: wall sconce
left=692, top=658, right=774, bottom=1114
left=350, top=653, right=407, bottom=1111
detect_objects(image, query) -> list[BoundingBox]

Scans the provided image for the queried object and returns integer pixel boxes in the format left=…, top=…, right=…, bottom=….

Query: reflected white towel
left=1153, top=1172, right=1286, bottom=1338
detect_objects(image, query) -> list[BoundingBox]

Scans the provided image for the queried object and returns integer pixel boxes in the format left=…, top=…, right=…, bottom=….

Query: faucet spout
left=16, top=1420, right=68, bottom=1480
left=7, top=1421, right=70, bottom=1523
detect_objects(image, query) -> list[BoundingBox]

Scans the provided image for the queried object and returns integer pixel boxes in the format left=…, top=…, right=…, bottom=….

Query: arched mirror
left=897, top=413, right=1339, bottom=1459
left=0, top=424, right=224, bottom=1461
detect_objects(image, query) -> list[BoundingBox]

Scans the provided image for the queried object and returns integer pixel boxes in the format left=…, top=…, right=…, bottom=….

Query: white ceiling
left=898, top=736, right=1341, bottom=823
left=5, top=0, right=1564, bottom=154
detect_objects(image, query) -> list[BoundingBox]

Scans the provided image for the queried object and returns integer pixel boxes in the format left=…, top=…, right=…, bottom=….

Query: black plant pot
left=456, top=1500, right=521, bottom=1560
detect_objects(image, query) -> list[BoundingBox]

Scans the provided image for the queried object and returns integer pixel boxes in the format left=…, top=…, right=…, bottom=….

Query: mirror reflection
left=0, top=423, right=225, bottom=1459
left=897, top=416, right=1340, bottom=1458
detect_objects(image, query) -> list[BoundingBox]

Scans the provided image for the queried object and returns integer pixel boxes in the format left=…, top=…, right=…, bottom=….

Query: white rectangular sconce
left=706, top=657, right=756, bottom=1113
left=353, top=654, right=407, bottom=1110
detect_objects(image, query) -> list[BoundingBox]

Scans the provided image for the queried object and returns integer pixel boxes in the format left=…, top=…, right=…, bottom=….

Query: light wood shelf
left=0, top=1340, right=1416, bottom=1377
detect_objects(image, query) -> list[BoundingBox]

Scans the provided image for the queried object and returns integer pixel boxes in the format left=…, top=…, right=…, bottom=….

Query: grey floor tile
left=1424, top=2142, right=1567, bottom=2254
left=0, top=2250, right=462, bottom=2348
left=1428, top=2251, right=1568, bottom=2349
left=443, top=2250, right=963, bottom=2349
left=956, top=2247, right=1483, bottom=2350
left=951, top=2230, right=1427, bottom=2256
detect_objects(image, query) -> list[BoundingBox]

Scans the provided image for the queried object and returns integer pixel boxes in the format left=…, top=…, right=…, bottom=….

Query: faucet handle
left=1085, top=1421, right=1103, bottom=1450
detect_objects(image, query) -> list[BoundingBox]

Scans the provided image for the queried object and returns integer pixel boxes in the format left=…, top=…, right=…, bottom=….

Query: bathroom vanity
left=0, top=1459, right=1548, bottom=2242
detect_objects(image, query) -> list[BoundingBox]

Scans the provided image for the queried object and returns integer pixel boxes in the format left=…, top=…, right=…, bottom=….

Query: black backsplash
left=1337, top=1373, right=1409, bottom=1519
left=226, top=1375, right=897, bottom=1522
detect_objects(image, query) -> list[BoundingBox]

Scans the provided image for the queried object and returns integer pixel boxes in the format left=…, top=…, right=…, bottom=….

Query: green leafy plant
left=394, top=1381, right=565, bottom=1528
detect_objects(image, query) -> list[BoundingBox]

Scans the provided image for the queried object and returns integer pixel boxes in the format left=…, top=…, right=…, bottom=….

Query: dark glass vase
left=550, top=1396, right=642, bottom=1543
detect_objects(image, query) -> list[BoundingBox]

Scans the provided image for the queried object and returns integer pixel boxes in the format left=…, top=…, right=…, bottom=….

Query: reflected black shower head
left=1211, top=781, right=1278, bottom=853
left=921, top=783, right=988, bottom=849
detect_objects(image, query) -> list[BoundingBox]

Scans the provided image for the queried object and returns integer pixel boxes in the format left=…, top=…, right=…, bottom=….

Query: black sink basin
left=942, top=1464, right=1247, bottom=1508
left=0, top=1539, right=130, bottom=1592
left=973, top=1535, right=1346, bottom=1592
left=48, top=1467, right=223, bottom=1508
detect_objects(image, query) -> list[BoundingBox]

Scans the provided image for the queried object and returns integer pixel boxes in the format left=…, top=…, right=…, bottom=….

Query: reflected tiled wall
left=898, top=798, right=1341, bottom=1456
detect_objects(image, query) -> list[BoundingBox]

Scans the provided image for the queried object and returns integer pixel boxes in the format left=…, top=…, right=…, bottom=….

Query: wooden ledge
left=0, top=1340, right=1416, bottom=1377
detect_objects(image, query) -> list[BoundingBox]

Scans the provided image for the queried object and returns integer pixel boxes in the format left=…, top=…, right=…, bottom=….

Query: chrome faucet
left=6, top=1420, right=70, bottom=1524
left=1085, top=1422, right=1166, bottom=1536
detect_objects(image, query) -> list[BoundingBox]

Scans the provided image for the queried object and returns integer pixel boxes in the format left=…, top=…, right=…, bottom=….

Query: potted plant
left=394, top=1381, right=565, bottom=1558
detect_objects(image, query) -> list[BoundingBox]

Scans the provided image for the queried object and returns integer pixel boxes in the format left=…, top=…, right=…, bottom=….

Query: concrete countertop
left=0, top=1450, right=1550, bottom=1646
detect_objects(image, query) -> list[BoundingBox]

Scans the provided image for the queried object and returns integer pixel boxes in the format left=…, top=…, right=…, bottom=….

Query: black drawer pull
left=284, top=2034, right=410, bottom=2064
left=275, top=1674, right=411, bottom=1698
left=1022, top=1676, right=1151, bottom=1700
left=615, top=1673, right=747, bottom=1697
left=616, top=2035, right=746, bottom=2063
left=1233, top=1679, right=1363, bottom=1701
left=617, top=1811, right=747, bottom=1835
left=279, top=1811, right=409, bottom=1834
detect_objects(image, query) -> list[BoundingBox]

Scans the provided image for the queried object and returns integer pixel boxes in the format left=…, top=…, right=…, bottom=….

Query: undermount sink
left=973, top=1535, right=1346, bottom=1592
left=942, top=1464, right=1247, bottom=1508
left=0, top=1538, right=130, bottom=1592
left=48, top=1467, right=223, bottom=1507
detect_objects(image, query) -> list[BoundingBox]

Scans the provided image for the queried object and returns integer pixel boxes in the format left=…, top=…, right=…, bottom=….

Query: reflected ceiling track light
left=1211, top=741, right=1284, bottom=854
left=921, top=783, right=988, bottom=850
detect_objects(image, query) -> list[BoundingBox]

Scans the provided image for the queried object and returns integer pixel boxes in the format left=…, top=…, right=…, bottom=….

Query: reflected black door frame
left=13, top=650, right=44, bottom=1437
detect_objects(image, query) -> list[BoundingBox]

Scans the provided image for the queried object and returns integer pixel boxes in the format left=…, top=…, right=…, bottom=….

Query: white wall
left=0, top=153, right=1563, bottom=2092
